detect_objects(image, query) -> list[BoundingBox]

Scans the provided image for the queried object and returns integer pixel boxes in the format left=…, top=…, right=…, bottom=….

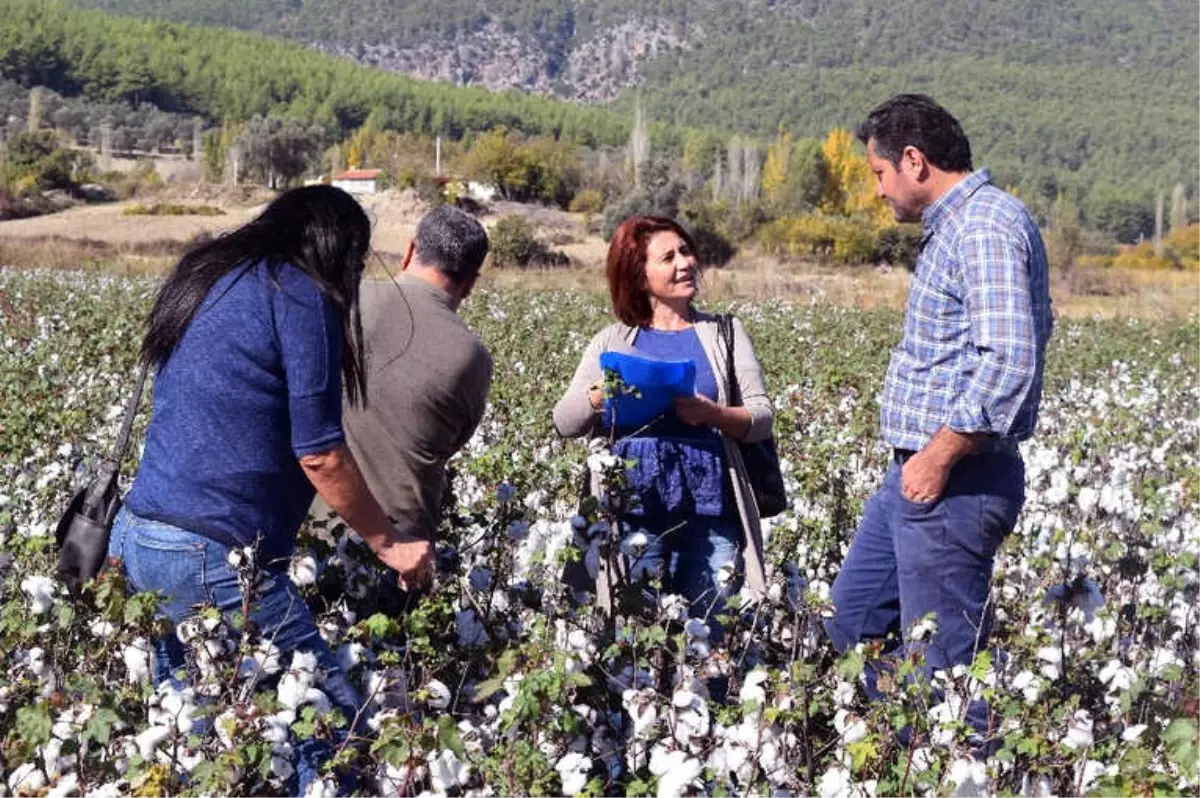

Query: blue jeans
left=109, top=507, right=363, bottom=796
left=622, top=514, right=743, bottom=639
left=825, top=454, right=1024, bottom=737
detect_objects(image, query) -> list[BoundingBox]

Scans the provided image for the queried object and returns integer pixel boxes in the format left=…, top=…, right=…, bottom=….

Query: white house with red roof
left=331, top=168, right=381, bottom=195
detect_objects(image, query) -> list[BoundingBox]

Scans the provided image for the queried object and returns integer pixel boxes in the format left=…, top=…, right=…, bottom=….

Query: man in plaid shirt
left=826, top=94, right=1053, bottom=743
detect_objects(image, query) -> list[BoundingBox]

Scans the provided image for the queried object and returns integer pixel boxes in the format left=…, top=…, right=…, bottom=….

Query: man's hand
left=900, top=426, right=986, bottom=503
left=900, top=449, right=951, bottom=503
left=674, top=394, right=720, bottom=426
left=375, top=536, right=435, bottom=590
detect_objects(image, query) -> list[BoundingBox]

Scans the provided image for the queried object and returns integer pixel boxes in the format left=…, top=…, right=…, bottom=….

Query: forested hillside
left=0, top=0, right=637, bottom=147
left=59, top=0, right=1200, bottom=201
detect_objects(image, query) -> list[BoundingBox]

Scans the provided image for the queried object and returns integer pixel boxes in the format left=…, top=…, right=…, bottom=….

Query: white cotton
left=1098, top=660, right=1136, bottom=693
left=260, top=712, right=294, bottom=745
left=1062, top=710, right=1094, bottom=750
left=303, top=775, right=340, bottom=798
left=1122, top=724, right=1148, bottom=742
left=240, top=641, right=284, bottom=681
left=833, top=680, right=856, bottom=708
left=739, top=669, right=769, bottom=708
left=428, top=749, right=470, bottom=792
left=424, top=679, right=452, bottom=710
left=1047, top=469, right=1071, bottom=505
left=20, top=575, right=55, bottom=615
left=947, top=757, right=990, bottom=797
left=135, top=725, right=172, bottom=759
left=88, top=619, right=116, bottom=638
left=817, top=766, right=853, bottom=798
left=1076, top=486, right=1099, bottom=514
left=46, top=772, right=79, bottom=798
left=834, top=708, right=868, bottom=744
left=649, top=749, right=700, bottom=798
left=1011, top=670, right=1042, bottom=704
left=1036, top=647, right=1063, bottom=680
left=289, top=554, right=319, bottom=587
left=122, top=638, right=155, bottom=685
left=555, top=752, right=592, bottom=796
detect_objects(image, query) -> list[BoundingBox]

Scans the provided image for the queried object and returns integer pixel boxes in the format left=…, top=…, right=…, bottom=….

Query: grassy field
left=0, top=266, right=1196, bottom=796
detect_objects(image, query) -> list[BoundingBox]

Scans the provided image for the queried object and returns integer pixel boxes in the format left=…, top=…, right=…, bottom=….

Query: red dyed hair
left=606, top=215, right=698, bottom=327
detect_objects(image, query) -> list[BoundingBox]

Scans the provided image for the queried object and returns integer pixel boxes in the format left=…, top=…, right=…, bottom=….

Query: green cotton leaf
left=474, top=677, right=506, bottom=701
left=837, top=649, right=865, bottom=680
left=82, top=706, right=122, bottom=746
left=362, top=612, right=397, bottom=641
left=437, top=714, right=467, bottom=760
left=1163, top=718, right=1198, bottom=778
left=15, top=703, right=53, bottom=747
left=968, top=650, right=993, bottom=680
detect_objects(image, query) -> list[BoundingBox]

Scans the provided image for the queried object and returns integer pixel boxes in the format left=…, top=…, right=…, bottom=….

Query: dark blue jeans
left=825, top=454, right=1024, bottom=736
left=109, top=507, right=363, bottom=796
left=622, top=515, right=743, bottom=635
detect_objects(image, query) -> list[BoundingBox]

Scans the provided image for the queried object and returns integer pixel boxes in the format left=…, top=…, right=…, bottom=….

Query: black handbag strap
left=719, top=313, right=742, bottom=407
left=108, top=360, right=151, bottom=466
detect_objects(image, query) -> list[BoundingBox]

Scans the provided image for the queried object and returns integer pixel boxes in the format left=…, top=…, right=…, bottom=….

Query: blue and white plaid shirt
left=880, top=168, right=1053, bottom=452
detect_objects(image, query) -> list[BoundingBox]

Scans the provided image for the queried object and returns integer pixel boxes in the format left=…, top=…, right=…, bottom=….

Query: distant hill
left=17, top=0, right=1200, bottom=202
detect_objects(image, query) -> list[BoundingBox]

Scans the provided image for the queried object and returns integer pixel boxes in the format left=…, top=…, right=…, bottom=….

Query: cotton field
left=0, top=268, right=1196, bottom=797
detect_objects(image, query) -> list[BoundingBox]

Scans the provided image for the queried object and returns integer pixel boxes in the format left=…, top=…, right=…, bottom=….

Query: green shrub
left=567, top=188, right=604, bottom=215
left=488, top=215, right=569, bottom=268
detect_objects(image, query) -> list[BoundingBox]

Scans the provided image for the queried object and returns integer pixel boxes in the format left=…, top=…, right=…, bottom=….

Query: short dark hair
left=413, top=205, right=489, bottom=284
left=606, top=215, right=698, bottom=327
left=856, top=93, right=973, bottom=173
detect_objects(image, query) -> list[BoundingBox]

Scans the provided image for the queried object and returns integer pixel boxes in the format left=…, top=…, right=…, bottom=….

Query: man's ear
left=401, top=240, right=415, bottom=272
left=902, top=145, right=930, bottom=181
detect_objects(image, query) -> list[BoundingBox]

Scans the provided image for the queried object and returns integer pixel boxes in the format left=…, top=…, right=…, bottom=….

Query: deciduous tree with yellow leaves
left=818, top=127, right=891, bottom=226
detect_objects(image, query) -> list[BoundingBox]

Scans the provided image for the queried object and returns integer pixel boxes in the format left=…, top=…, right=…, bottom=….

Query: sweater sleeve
left=731, top=316, right=775, bottom=443
left=552, top=327, right=613, bottom=438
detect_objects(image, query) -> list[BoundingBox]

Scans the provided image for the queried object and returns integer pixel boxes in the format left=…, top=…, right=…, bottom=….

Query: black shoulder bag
left=718, top=314, right=787, bottom=518
left=55, top=361, right=150, bottom=595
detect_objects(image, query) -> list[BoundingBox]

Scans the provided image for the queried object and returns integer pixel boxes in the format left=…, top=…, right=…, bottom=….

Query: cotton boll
left=122, top=638, right=155, bottom=685
left=289, top=554, right=319, bottom=587
left=648, top=749, right=700, bottom=798
left=20, top=575, right=55, bottom=615
left=134, top=725, right=172, bottom=759
left=1011, top=670, right=1042, bottom=704
left=46, top=772, right=79, bottom=798
left=555, top=752, right=592, bottom=796
left=1121, top=724, right=1147, bottom=742
left=946, top=758, right=989, bottom=797
left=817, top=766, right=852, bottom=798
left=428, top=749, right=470, bottom=792
left=424, top=679, right=452, bottom=710
left=303, top=776, right=340, bottom=798
left=1062, top=710, right=1094, bottom=750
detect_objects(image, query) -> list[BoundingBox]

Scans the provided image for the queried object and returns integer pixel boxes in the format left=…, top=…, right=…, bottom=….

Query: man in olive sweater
left=344, top=206, right=492, bottom=545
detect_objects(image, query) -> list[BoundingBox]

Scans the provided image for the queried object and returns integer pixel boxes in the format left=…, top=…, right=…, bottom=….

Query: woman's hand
left=375, top=535, right=435, bottom=589
left=588, top=386, right=606, bottom=411
left=676, top=395, right=753, bottom=439
left=674, top=394, right=720, bottom=426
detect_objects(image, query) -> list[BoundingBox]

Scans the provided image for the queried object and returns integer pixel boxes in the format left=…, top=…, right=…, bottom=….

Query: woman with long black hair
left=109, top=185, right=431, bottom=793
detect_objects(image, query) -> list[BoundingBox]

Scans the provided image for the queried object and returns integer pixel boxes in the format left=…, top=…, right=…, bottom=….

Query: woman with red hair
left=553, top=216, right=774, bottom=642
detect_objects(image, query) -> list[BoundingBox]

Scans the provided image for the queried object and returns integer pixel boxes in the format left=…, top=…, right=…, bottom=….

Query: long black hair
left=141, top=184, right=373, bottom=406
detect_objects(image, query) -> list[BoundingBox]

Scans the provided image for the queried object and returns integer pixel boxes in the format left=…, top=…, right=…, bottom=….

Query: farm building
left=331, top=169, right=382, bottom=195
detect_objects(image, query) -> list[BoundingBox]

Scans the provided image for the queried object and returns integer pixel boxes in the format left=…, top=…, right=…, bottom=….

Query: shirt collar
left=921, top=167, right=992, bottom=234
